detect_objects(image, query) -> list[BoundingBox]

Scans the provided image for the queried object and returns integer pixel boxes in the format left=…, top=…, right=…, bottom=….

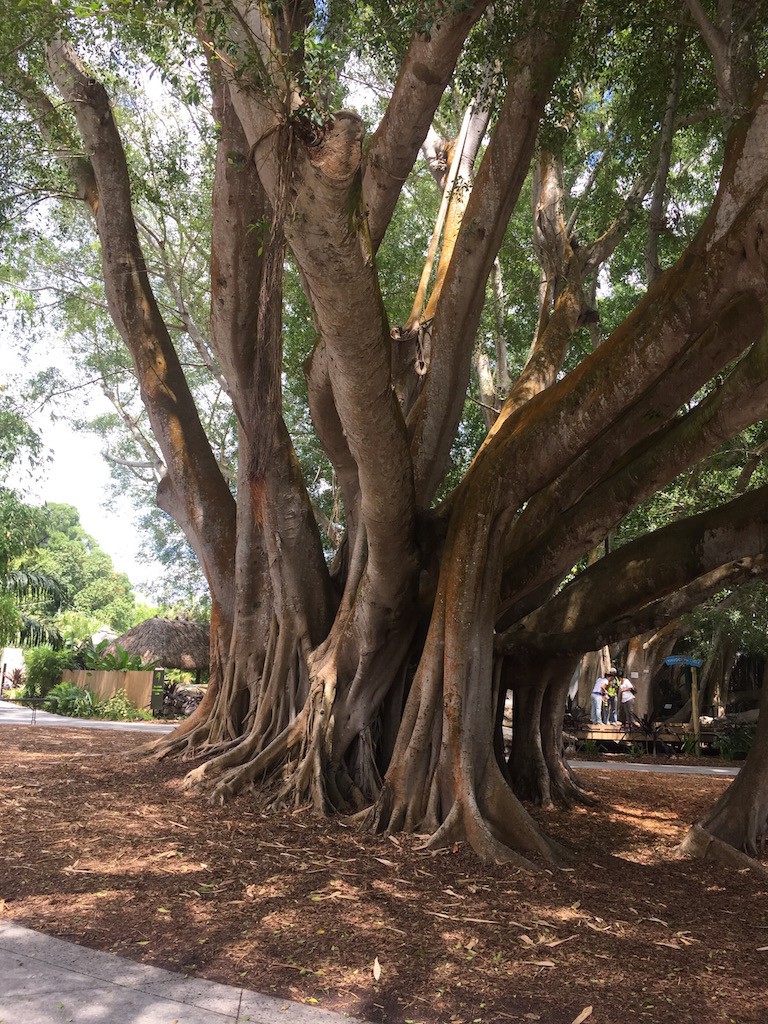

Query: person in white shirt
left=591, top=674, right=609, bottom=724
left=619, top=674, right=636, bottom=729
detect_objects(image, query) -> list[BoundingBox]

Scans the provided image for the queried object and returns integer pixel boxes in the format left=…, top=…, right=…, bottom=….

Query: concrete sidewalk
left=0, top=699, right=174, bottom=733
left=0, top=921, right=367, bottom=1024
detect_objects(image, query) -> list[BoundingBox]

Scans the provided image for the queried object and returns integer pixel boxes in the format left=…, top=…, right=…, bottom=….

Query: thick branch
left=417, top=90, right=493, bottom=328
left=498, top=294, right=766, bottom=624
left=46, top=38, right=237, bottom=611
left=408, top=1, right=583, bottom=506
left=363, top=0, right=491, bottom=251
left=580, top=556, right=768, bottom=654
left=286, top=113, right=418, bottom=605
left=685, top=0, right=739, bottom=117
left=405, top=95, right=490, bottom=332
left=502, top=483, right=768, bottom=653
left=646, top=41, right=684, bottom=286
left=501, top=285, right=764, bottom=596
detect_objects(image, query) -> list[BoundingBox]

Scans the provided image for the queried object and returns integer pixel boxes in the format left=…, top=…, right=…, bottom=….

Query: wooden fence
left=61, top=669, right=154, bottom=710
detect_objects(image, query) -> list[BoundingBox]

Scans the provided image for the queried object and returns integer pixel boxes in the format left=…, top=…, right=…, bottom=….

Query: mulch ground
left=0, top=727, right=766, bottom=1024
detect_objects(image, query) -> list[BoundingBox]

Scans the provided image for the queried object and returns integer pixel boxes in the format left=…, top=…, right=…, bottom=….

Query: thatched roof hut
left=107, top=617, right=209, bottom=671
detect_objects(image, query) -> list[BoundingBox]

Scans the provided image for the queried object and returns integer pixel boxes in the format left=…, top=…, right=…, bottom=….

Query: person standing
left=604, top=670, right=619, bottom=725
left=619, top=673, right=637, bottom=730
left=591, top=673, right=609, bottom=724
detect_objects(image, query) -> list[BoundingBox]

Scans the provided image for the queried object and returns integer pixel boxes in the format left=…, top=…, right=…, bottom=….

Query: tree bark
left=677, top=673, right=768, bottom=867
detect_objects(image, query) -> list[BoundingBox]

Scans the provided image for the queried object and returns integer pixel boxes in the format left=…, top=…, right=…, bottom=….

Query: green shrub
left=75, top=639, right=152, bottom=671
left=716, top=722, right=757, bottom=760
left=681, top=733, right=698, bottom=756
left=97, top=688, right=152, bottom=721
left=22, top=645, right=75, bottom=698
left=44, top=682, right=96, bottom=718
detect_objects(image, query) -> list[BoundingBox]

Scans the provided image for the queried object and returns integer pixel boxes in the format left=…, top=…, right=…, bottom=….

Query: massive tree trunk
left=507, top=651, right=590, bottom=808
left=18, top=4, right=768, bottom=868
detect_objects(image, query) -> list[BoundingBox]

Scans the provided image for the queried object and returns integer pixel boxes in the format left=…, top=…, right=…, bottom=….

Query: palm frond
left=19, top=615, right=64, bottom=650
left=5, top=571, right=67, bottom=609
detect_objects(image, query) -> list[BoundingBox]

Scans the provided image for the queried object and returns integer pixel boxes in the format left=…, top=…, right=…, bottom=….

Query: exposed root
left=549, top=759, right=599, bottom=808
left=674, top=824, right=768, bottom=875
left=205, top=715, right=306, bottom=803
left=424, top=793, right=542, bottom=870
left=479, top=758, right=573, bottom=865
left=149, top=722, right=215, bottom=761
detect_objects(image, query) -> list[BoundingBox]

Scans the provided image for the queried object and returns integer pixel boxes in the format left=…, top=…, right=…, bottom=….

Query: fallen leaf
left=520, top=935, right=535, bottom=945
left=756, top=946, right=768, bottom=952
left=654, top=940, right=681, bottom=949
left=443, top=887, right=465, bottom=900
left=571, top=1008, right=593, bottom=1024
left=374, top=858, right=397, bottom=867
left=525, top=960, right=556, bottom=968
left=372, top=957, right=382, bottom=981
left=546, top=935, right=578, bottom=948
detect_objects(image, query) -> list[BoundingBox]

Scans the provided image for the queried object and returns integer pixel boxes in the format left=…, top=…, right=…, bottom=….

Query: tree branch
left=646, top=38, right=685, bottom=286
left=408, top=1, right=584, bottom=506
left=45, top=37, right=237, bottom=613
left=498, top=293, right=766, bottom=625
left=500, top=481, right=768, bottom=654
left=363, top=0, right=491, bottom=251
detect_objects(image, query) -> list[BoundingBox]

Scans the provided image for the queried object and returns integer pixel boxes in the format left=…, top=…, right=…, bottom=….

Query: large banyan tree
left=5, top=0, right=768, bottom=867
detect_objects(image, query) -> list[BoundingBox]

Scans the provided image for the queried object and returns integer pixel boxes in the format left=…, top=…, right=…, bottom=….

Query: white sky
left=2, top=338, right=164, bottom=603
left=32, top=418, right=161, bottom=600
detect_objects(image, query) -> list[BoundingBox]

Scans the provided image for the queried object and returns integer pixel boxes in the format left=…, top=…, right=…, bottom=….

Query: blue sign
left=664, top=656, right=705, bottom=668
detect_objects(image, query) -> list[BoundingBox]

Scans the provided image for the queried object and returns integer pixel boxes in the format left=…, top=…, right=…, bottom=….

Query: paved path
left=572, top=759, right=739, bottom=777
left=0, top=699, right=174, bottom=733
left=0, top=700, right=740, bottom=774
left=0, top=921, right=367, bottom=1024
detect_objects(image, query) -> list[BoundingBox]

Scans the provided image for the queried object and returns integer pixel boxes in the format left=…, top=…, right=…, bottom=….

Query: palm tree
left=3, top=570, right=65, bottom=647
left=0, top=489, right=66, bottom=650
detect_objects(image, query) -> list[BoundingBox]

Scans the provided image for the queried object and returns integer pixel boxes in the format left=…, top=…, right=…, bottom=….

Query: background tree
left=0, top=399, right=65, bottom=646
left=18, top=503, right=141, bottom=637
